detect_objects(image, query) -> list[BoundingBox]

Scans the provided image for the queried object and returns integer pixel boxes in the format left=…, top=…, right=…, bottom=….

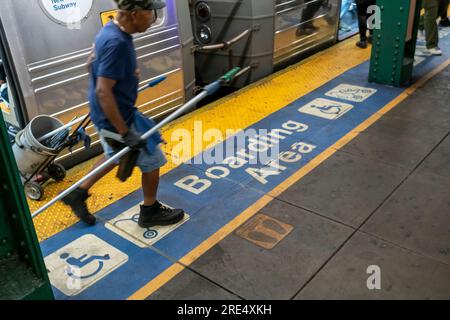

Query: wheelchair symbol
left=60, top=252, right=110, bottom=280
left=311, top=104, right=343, bottom=115
left=112, top=214, right=159, bottom=240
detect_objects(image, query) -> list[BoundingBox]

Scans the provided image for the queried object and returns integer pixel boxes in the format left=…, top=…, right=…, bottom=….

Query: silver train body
left=0, top=0, right=342, bottom=164
left=190, top=0, right=340, bottom=86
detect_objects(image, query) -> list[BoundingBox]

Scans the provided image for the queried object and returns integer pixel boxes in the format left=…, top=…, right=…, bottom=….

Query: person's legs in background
left=418, top=12, right=426, bottom=40
left=423, top=0, right=442, bottom=55
left=439, top=0, right=450, bottom=26
left=356, top=0, right=370, bottom=48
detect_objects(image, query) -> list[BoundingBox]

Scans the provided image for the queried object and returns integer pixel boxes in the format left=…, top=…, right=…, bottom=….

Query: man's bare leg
left=142, top=168, right=159, bottom=206
left=80, top=155, right=117, bottom=191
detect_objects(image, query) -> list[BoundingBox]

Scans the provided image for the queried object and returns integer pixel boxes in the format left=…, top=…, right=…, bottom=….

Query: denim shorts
left=98, top=126, right=167, bottom=174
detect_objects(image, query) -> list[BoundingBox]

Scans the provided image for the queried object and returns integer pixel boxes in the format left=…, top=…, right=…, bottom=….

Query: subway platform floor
left=29, top=29, right=450, bottom=299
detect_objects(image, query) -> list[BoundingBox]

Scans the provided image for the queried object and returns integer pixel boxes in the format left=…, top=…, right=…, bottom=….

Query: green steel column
left=369, top=0, right=423, bottom=87
left=0, top=111, right=53, bottom=300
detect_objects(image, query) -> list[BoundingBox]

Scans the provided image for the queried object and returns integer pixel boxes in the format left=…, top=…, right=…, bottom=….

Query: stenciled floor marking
left=38, top=32, right=450, bottom=300
left=105, top=205, right=190, bottom=248
left=45, top=234, right=129, bottom=297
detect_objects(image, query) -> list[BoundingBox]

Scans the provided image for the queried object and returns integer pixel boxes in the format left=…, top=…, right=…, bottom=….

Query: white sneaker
left=426, top=47, right=443, bottom=55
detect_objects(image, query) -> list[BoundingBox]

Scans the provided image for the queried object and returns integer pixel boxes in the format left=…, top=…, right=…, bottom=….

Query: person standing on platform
left=355, top=0, right=376, bottom=49
left=421, top=0, right=443, bottom=55
left=61, top=0, right=185, bottom=227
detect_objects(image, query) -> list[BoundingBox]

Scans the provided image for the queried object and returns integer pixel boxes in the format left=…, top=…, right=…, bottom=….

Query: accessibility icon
left=106, top=204, right=190, bottom=248
left=325, top=84, right=377, bottom=102
left=45, top=234, right=128, bottom=296
left=60, top=252, right=111, bottom=279
left=298, top=98, right=354, bottom=120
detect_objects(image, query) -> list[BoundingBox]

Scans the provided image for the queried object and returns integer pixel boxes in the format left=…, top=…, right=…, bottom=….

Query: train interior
left=338, top=0, right=359, bottom=40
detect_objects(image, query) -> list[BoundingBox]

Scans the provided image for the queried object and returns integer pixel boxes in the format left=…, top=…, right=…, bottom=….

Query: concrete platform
left=148, top=65, right=450, bottom=300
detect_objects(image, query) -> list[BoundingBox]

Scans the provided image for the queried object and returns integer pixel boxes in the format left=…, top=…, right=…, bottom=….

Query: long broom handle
left=31, top=91, right=207, bottom=218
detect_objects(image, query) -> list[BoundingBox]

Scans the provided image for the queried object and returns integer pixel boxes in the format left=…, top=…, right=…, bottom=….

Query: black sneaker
left=439, top=18, right=450, bottom=27
left=356, top=40, right=368, bottom=49
left=138, top=201, right=185, bottom=228
left=61, top=188, right=96, bottom=225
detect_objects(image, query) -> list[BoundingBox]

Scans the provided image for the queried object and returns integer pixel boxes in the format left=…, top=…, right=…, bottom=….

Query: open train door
left=0, top=18, right=26, bottom=142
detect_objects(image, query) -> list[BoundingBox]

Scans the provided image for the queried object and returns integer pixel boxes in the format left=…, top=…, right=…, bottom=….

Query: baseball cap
left=114, top=0, right=166, bottom=11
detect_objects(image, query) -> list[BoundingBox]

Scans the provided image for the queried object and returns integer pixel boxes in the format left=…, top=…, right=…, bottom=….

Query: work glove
left=122, top=128, right=145, bottom=150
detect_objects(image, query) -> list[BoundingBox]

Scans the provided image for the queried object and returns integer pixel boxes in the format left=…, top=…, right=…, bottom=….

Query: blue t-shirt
left=88, top=22, right=139, bottom=132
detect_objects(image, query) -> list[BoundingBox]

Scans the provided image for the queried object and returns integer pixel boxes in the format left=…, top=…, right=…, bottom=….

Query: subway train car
left=0, top=0, right=195, bottom=164
left=0, top=0, right=351, bottom=166
left=189, top=0, right=341, bottom=87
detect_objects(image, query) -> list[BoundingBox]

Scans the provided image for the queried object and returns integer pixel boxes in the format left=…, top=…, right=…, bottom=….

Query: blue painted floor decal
left=40, top=31, right=450, bottom=299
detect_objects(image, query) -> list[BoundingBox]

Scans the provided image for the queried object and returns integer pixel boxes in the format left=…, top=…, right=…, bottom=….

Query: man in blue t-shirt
left=62, top=0, right=185, bottom=227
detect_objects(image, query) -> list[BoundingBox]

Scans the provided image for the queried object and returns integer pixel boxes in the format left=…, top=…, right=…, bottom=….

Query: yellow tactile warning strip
left=29, top=36, right=370, bottom=242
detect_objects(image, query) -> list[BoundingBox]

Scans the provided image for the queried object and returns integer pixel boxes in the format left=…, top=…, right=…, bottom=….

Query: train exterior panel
left=190, top=0, right=276, bottom=87
left=0, top=0, right=194, bottom=161
left=190, top=0, right=340, bottom=88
